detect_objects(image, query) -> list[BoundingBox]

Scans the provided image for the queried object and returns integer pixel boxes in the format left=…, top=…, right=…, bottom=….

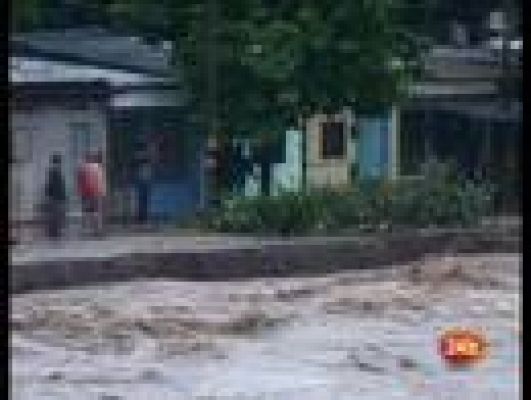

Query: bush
left=202, top=190, right=331, bottom=235
left=388, top=161, right=495, bottom=227
left=201, top=161, right=496, bottom=235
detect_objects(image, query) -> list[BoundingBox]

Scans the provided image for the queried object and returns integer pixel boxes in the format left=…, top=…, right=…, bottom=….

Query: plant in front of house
left=201, top=161, right=496, bottom=235
left=387, top=160, right=496, bottom=228
left=201, top=189, right=332, bottom=235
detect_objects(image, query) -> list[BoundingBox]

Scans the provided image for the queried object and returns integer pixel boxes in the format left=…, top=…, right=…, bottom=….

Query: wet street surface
left=11, top=254, right=520, bottom=400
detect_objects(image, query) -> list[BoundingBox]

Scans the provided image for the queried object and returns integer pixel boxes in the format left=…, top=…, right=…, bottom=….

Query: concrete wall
left=10, top=224, right=521, bottom=293
left=244, top=167, right=262, bottom=197
left=235, top=130, right=303, bottom=197
left=10, top=102, right=107, bottom=222
left=271, top=129, right=303, bottom=195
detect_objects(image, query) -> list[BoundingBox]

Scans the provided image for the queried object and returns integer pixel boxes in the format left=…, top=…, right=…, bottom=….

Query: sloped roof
left=423, top=44, right=522, bottom=79
left=11, top=27, right=177, bottom=77
left=427, top=46, right=500, bottom=66
left=9, top=55, right=170, bottom=86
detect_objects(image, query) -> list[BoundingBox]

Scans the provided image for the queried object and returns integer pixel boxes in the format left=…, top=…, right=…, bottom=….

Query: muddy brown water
left=11, top=254, right=520, bottom=400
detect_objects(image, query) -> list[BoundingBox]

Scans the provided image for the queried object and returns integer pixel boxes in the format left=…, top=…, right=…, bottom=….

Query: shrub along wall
left=201, top=161, right=497, bottom=235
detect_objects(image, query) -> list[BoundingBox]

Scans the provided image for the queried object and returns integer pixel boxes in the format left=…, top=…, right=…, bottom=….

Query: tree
left=11, top=0, right=420, bottom=135
left=202, top=1, right=423, bottom=137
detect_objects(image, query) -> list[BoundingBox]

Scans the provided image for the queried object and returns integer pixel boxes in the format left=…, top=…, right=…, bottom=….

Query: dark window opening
left=400, top=110, right=426, bottom=176
left=321, top=122, right=345, bottom=159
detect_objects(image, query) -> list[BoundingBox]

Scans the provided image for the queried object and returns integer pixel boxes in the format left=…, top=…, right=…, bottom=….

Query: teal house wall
left=357, top=108, right=397, bottom=179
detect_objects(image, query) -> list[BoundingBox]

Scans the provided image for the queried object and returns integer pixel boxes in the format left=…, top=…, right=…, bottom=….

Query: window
left=400, top=111, right=426, bottom=176
left=321, top=122, right=345, bottom=159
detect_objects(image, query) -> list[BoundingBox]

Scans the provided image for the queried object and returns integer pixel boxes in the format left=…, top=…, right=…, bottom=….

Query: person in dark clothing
left=136, top=154, right=152, bottom=224
left=44, top=153, right=67, bottom=239
left=231, top=144, right=252, bottom=196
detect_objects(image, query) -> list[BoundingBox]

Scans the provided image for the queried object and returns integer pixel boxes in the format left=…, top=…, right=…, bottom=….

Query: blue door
left=358, top=109, right=391, bottom=179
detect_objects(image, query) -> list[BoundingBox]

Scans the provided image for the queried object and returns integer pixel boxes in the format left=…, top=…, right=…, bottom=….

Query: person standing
left=77, top=151, right=106, bottom=236
left=44, top=153, right=67, bottom=239
left=231, top=143, right=252, bottom=196
left=136, top=153, right=152, bottom=224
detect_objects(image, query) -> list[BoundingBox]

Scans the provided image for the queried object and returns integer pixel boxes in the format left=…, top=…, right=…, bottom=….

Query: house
left=399, top=38, right=522, bottom=183
left=303, top=106, right=398, bottom=187
left=9, top=28, right=206, bottom=237
left=194, top=12, right=521, bottom=202
left=221, top=104, right=399, bottom=197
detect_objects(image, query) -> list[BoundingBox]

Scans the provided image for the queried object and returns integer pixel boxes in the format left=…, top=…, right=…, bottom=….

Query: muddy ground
left=11, top=253, right=521, bottom=400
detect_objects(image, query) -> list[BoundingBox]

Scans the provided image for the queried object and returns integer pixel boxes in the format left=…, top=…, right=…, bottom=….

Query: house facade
left=10, top=80, right=109, bottom=229
left=303, top=106, right=398, bottom=188
left=223, top=105, right=399, bottom=198
left=400, top=47, right=521, bottom=183
left=9, top=28, right=205, bottom=238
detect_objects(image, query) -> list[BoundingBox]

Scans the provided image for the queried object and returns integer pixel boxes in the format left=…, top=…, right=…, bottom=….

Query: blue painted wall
left=149, top=179, right=199, bottom=219
left=110, top=105, right=205, bottom=222
left=148, top=131, right=203, bottom=220
left=358, top=110, right=392, bottom=179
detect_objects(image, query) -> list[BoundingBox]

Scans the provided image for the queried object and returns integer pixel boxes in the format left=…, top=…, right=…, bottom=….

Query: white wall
left=232, top=130, right=303, bottom=197
left=271, top=129, right=303, bottom=195
left=244, top=165, right=262, bottom=197
left=10, top=103, right=107, bottom=221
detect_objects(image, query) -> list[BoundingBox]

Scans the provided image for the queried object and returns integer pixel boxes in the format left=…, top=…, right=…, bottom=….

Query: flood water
left=11, top=254, right=521, bottom=400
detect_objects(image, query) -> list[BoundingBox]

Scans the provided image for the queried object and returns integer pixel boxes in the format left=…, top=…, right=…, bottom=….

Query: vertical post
left=423, top=0, right=432, bottom=167
left=198, top=135, right=206, bottom=209
left=389, top=106, right=399, bottom=180
left=500, top=2, right=513, bottom=111
left=484, top=116, right=492, bottom=180
left=102, top=94, right=110, bottom=229
left=299, top=114, right=307, bottom=192
left=200, top=0, right=218, bottom=209
left=424, top=108, right=431, bottom=163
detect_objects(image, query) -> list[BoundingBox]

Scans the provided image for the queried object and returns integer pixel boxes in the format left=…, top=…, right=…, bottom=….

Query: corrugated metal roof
left=9, top=55, right=170, bottom=85
left=11, top=28, right=178, bottom=77
left=425, top=44, right=522, bottom=69
left=409, top=81, right=498, bottom=97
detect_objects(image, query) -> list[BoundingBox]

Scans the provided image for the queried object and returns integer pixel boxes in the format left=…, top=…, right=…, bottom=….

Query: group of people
left=44, top=151, right=106, bottom=239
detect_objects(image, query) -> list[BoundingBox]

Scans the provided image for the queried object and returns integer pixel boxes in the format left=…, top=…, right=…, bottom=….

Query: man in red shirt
left=77, top=151, right=106, bottom=236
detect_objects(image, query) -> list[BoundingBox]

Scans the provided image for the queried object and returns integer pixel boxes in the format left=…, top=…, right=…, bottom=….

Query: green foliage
left=202, top=161, right=496, bottom=235
left=202, top=190, right=330, bottom=235
left=11, top=0, right=421, bottom=138
left=11, top=0, right=45, bottom=31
